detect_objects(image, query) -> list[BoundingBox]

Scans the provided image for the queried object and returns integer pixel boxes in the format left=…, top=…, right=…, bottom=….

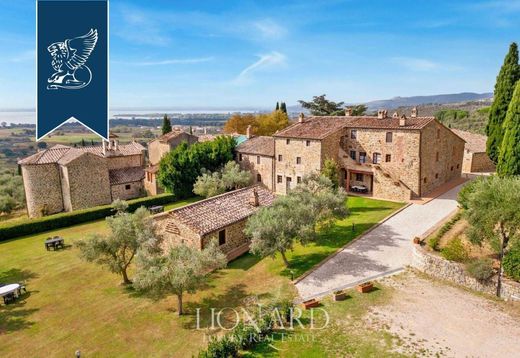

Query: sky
left=0, top=0, right=519, bottom=109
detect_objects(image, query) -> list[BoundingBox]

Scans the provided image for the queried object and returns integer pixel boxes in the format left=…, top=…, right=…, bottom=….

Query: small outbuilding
left=451, top=129, right=496, bottom=173
left=153, top=185, right=276, bottom=261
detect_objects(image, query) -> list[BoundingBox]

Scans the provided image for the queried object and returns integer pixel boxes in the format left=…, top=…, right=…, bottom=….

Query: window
left=218, top=230, right=226, bottom=246
left=286, top=139, right=291, bottom=145
left=436, top=152, right=439, bottom=162
left=306, top=140, right=311, bottom=147
left=385, top=154, right=392, bottom=162
left=286, top=177, right=292, bottom=192
left=373, top=153, right=381, bottom=164
left=349, top=150, right=356, bottom=160
left=296, top=157, right=302, bottom=164
left=457, top=164, right=460, bottom=169
left=435, top=173, right=439, bottom=179
left=424, top=177, right=427, bottom=183
left=277, top=175, right=283, bottom=183
left=257, top=174, right=262, bottom=182
left=386, top=132, right=393, bottom=143
left=125, top=184, right=131, bottom=190
left=239, top=153, right=243, bottom=161
left=351, top=129, right=357, bottom=139
left=359, top=152, right=367, bottom=163
left=278, top=155, right=283, bottom=162
left=356, top=173, right=363, bottom=181
left=437, top=129, right=441, bottom=139
left=297, top=176, right=302, bottom=184
left=451, top=166, right=454, bottom=171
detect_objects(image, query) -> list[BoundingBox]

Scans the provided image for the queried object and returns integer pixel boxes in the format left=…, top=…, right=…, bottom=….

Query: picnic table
left=149, top=205, right=164, bottom=214
left=0, top=283, right=23, bottom=304
left=45, top=237, right=64, bottom=251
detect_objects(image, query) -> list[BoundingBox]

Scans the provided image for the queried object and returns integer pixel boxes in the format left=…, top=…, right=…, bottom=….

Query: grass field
left=0, top=196, right=403, bottom=357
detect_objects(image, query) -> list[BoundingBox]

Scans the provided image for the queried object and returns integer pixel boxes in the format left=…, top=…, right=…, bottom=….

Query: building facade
left=236, top=109, right=465, bottom=202
left=19, top=135, right=146, bottom=217
left=153, top=185, right=275, bottom=261
left=451, top=129, right=496, bottom=173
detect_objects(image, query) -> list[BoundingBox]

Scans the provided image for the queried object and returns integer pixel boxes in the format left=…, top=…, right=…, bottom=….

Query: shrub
left=199, top=335, right=238, bottom=358
left=504, top=242, right=520, bottom=282
left=427, top=211, right=463, bottom=251
left=466, top=258, right=495, bottom=282
left=441, top=238, right=469, bottom=262
left=0, top=193, right=177, bottom=241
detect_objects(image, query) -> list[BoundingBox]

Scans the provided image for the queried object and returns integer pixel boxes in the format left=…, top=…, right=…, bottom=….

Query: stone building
left=236, top=128, right=275, bottom=190
left=236, top=108, right=465, bottom=202
left=451, top=129, right=495, bottom=173
left=19, top=134, right=146, bottom=217
left=153, top=185, right=276, bottom=261
left=144, top=129, right=199, bottom=195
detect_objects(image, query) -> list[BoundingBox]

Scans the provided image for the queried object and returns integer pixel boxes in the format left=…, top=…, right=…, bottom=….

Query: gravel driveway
left=296, top=184, right=464, bottom=300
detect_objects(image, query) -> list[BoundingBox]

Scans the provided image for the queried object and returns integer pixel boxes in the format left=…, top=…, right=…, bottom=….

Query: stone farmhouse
left=19, top=134, right=146, bottom=217
left=237, top=108, right=465, bottom=202
left=451, top=129, right=496, bottom=173
left=145, top=129, right=199, bottom=195
left=154, top=185, right=275, bottom=261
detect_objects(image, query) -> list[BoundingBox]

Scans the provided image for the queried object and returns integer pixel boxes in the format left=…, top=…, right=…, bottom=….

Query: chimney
left=298, top=113, right=305, bottom=123
left=411, top=107, right=418, bottom=118
left=204, top=127, right=207, bottom=135
left=377, top=110, right=388, bottom=119
left=345, top=108, right=353, bottom=117
left=399, top=114, right=407, bottom=127
left=392, top=111, right=399, bottom=118
left=102, top=140, right=107, bottom=155
left=114, top=138, right=119, bottom=151
left=249, top=188, right=260, bottom=207
left=246, top=125, right=252, bottom=139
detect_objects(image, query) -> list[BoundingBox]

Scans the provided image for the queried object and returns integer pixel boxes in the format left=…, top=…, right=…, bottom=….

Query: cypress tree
left=280, top=102, right=287, bottom=114
left=497, top=81, right=520, bottom=176
left=275, top=102, right=280, bottom=111
left=486, top=42, right=520, bottom=163
left=81, top=138, right=86, bottom=147
left=162, top=114, right=172, bottom=135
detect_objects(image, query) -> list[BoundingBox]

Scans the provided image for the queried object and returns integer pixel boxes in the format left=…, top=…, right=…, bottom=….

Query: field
left=0, top=196, right=403, bottom=357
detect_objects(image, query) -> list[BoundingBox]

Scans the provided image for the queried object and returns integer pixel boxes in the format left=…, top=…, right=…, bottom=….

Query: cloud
left=234, top=51, right=286, bottom=83
left=114, top=57, right=214, bottom=66
left=390, top=57, right=440, bottom=71
left=251, top=19, right=288, bottom=39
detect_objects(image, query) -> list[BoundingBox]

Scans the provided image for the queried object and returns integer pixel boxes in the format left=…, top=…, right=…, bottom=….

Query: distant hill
left=364, top=92, right=492, bottom=111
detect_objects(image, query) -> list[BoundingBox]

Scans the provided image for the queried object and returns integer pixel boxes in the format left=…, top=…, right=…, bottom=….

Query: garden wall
left=412, top=243, right=520, bottom=301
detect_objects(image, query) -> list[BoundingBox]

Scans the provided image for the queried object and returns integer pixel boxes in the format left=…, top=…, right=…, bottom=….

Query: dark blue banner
left=37, top=0, right=108, bottom=140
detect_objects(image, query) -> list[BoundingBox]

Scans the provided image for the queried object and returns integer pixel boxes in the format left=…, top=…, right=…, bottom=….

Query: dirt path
left=367, top=271, right=520, bottom=358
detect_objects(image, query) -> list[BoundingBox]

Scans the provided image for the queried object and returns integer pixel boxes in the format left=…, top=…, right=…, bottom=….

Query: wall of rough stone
left=148, top=141, right=170, bottom=166
left=111, top=181, right=144, bottom=201
left=320, top=129, right=344, bottom=168
left=420, top=121, right=464, bottom=195
left=154, top=213, right=202, bottom=251
left=202, top=220, right=250, bottom=261
left=412, top=244, right=520, bottom=300
left=144, top=172, right=163, bottom=196
left=469, top=152, right=495, bottom=173
left=372, top=167, right=413, bottom=201
left=237, top=153, right=274, bottom=190
left=66, top=153, right=112, bottom=211
left=60, top=166, right=72, bottom=212
left=106, top=154, right=143, bottom=170
left=274, top=137, right=322, bottom=194
left=22, top=164, right=64, bottom=217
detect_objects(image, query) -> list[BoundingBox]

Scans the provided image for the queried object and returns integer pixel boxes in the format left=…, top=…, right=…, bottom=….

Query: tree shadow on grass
left=0, top=268, right=38, bottom=285
left=227, top=253, right=261, bottom=271
left=0, top=306, right=39, bottom=334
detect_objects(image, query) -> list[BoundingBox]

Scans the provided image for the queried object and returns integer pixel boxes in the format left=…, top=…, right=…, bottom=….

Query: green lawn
left=0, top=196, right=403, bottom=357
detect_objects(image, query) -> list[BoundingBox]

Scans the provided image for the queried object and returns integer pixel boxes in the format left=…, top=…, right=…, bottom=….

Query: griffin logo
left=47, top=29, right=98, bottom=90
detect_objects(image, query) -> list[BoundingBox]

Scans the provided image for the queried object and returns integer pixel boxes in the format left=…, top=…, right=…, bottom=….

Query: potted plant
left=332, top=290, right=347, bottom=301
left=356, top=282, right=374, bottom=293
left=301, top=298, right=320, bottom=309
left=413, top=237, right=422, bottom=244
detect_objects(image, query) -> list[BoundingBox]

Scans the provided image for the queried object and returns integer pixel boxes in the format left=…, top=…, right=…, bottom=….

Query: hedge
left=0, top=194, right=176, bottom=241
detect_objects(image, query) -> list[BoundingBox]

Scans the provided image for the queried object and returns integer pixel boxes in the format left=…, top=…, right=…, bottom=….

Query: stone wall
left=144, top=172, right=163, bottom=196
left=237, top=153, right=274, bottom=190
left=274, top=137, right=322, bottom=194
left=66, top=153, right=112, bottom=211
left=111, top=181, right=144, bottom=201
left=202, top=220, right=250, bottom=261
left=467, top=152, right=495, bottom=173
left=22, top=164, right=64, bottom=217
left=373, top=167, right=413, bottom=201
left=148, top=141, right=170, bottom=166
left=412, top=244, right=520, bottom=300
left=420, top=120, right=464, bottom=195
left=106, top=154, right=143, bottom=170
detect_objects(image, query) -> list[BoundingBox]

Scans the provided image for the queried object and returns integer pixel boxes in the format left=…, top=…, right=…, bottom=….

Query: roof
left=19, top=142, right=145, bottom=165
left=109, top=167, right=145, bottom=185
left=236, top=136, right=275, bottom=157
left=451, top=129, right=487, bottom=153
left=273, top=115, right=435, bottom=139
left=163, top=185, right=276, bottom=236
left=144, top=164, right=159, bottom=174
left=155, top=129, right=192, bottom=143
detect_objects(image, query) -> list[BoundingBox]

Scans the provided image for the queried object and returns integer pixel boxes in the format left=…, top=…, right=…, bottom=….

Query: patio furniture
left=350, top=185, right=368, bottom=193
left=45, top=237, right=64, bottom=251
left=149, top=205, right=164, bottom=214
left=0, top=283, right=21, bottom=304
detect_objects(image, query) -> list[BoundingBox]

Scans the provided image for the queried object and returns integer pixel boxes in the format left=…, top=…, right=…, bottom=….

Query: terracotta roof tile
left=451, top=129, right=486, bottom=153
left=109, top=167, right=145, bottom=185
left=165, top=185, right=275, bottom=235
left=236, top=136, right=275, bottom=157
left=155, top=129, right=191, bottom=143
left=273, top=115, right=435, bottom=139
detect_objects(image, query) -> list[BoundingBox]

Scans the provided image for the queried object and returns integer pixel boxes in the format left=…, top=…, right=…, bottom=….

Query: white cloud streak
left=235, top=51, right=286, bottom=83
left=391, top=57, right=439, bottom=71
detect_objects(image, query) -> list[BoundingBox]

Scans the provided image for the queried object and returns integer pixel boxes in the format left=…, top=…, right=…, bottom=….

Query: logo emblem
left=47, top=28, right=98, bottom=90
